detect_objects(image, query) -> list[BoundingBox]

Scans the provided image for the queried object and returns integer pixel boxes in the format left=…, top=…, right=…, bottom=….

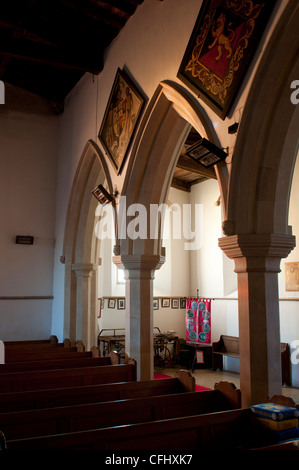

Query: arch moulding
left=114, top=80, right=229, bottom=261
left=113, top=80, right=229, bottom=379
left=62, top=139, right=114, bottom=350
left=218, top=0, right=299, bottom=407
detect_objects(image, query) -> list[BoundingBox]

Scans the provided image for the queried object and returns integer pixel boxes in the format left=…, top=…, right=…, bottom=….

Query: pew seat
left=0, top=382, right=241, bottom=441
left=0, top=351, right=118, bottom=373
left=0, top=370, right=195, bottom=412
left=5, top=408, right=252, bottom=450
left=0, top=362, right=136, bottom=393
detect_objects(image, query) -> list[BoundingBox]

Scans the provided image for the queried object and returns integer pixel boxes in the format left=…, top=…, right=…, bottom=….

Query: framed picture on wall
left=177, top=0, right=277, bottom=119
left=98, top=68, right=147, bottom=175
left=117, top=298, right=126, bottom=309
left=172, top=298, right=179, bottom=309
left=162, top=298, right=170, bottom=308
left=180, top=298, right=186, bottom=309
left=153, top=298, right=159, bottom=310
left=285, top=262, right=299, bottom=291
left=108, top=298, right=116, bottom=309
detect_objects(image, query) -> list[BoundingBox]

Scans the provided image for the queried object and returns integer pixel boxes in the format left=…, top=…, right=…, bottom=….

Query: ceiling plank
left=0, top=34, right=103, bottom=73
left=0, top=0, right=145, bottom=102
left=176, top=155, right=217, bottom=180
left=171, top=178, right=191, bottom=193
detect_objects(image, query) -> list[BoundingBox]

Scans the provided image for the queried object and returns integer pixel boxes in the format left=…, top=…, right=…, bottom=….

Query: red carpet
left=154, top=372, right=211, bottom=391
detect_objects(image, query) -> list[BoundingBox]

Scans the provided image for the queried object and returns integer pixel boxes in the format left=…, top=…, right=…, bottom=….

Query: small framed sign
left=196, top=350, right=204, bottom=364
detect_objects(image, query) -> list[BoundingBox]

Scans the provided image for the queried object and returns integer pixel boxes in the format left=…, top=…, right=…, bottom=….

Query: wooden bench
left=0, top=361, right=136, bottom=393
left=2, top=390, right=297, bottom=452
left=0, top=351, right=119, bottom=374
left=0, top=370, right=195, bottom=413
left=0, top=382, right=241, bottom=442
left=3, top=339, right=87, bottom=363
left=4, top=407, right=253, bottom=450
left=212, top=335, right=291, bottom=386
left=3, top=336, right=59, bottom=346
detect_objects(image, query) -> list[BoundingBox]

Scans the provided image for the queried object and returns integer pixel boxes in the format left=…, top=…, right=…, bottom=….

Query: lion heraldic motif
left=208, top=12, right=235, bottom=61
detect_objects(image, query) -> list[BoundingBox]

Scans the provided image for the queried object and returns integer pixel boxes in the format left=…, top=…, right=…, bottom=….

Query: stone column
left=72, top=262, right=98, bottom=350
left=219, top=233, right=295, bottom=407
left=113, top=254, right=165, bottom=380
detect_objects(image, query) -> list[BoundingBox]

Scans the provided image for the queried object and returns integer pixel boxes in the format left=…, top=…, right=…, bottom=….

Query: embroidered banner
left=186, top=298, right=211, bottom=345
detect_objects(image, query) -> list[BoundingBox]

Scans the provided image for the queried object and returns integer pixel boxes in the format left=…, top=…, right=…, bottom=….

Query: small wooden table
left=98, top=329, right=125, bottom=357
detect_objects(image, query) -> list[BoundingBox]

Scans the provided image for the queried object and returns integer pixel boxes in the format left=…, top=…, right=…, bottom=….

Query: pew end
left=49, top=336, right=58, bottom=344
left=214, top=381, right=241, bottom=409
left=108, top=351, right=120, bottom=364
left=175, top=370, right=195, bottom=392
left=267, top=394, right=299, bottom=408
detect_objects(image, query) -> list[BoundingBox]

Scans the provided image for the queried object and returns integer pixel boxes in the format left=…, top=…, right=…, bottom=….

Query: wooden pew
left=2, top=388, right=297, bottom=451
left=3, top=339, right=86, bottom=363
left=0, top=351, right=119, bottom=373
left=3, top=335, right=58, bottom=346
left=4, top=338, right=71, bottom=352
left=212, top=335, right=291, bottom=386
left=0, top=382, right=241, bottom=442
left=4, top=350, right=89, bottom=363
left=0, top=361, right=136, bottom=393
left=0, top=370, right=195, bottom=413
left=4, top=407, right=252, bottom=450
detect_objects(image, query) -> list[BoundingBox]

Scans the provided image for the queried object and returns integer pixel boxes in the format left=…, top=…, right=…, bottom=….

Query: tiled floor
left=158, top=366, right=299, bottom=404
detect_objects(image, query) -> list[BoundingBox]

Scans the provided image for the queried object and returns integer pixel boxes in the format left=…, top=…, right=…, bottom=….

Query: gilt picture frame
left=285, top=262, right=299, bottom=292
left=177, top=0, right=276, bottom=119
left=99, top=68, right=146, bottom=174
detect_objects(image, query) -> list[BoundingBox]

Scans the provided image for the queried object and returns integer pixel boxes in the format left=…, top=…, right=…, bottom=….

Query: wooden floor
left=159, top=367, right=299, bottom=403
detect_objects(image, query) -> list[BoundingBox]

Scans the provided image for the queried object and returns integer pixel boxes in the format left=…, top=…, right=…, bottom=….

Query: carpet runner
left=154, top=372, right=211, bottom=391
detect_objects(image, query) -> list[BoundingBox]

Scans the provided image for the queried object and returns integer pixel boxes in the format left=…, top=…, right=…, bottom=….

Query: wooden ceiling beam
left=171, top=178, right=191, bottom=193
left=176, top=155, right=217, bottom=180
left=0, top=35, right=103, bottom=74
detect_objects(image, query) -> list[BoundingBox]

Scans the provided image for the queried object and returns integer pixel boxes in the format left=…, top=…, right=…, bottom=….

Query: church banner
left=186, top=298, right=211, bottom=345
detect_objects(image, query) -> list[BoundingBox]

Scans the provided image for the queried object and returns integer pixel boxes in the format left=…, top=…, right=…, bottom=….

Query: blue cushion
left=251, top=403, right=299, bottom=421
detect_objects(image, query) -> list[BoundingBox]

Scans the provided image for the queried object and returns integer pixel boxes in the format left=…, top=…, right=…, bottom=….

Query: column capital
left=113, top=254, right=165, bottom=271
left=113, top=254, right=165, bottom=279
left=71, top=263, right=97, bottom=277
left=219, top=233, right=296, bottom=273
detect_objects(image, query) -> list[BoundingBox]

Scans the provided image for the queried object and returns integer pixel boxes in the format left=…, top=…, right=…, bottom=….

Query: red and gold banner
left=186, top=298, right=211, bottom=345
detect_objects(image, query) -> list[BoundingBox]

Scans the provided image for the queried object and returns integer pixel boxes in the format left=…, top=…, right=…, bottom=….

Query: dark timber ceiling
left=0, top=0, right=214, bottom=189
left=171, top=128, right=216, bottom=192
left=0, top=0, right=144, bottom=111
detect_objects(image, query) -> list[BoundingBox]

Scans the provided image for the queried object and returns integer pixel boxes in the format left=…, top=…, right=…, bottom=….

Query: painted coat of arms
left=177, top=0, right=276, bottom=119
left=99, top=68, right=146, bottom=174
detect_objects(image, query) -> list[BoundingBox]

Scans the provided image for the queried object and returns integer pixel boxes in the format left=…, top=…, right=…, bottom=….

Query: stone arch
left=218, top=1, right=299, bottom=406
left=63, top=139, right=114, bottom=350
left=113, top=81, right=229, bottom=379
left=223, top=1, right=299, bottom=237
left=115, top=80, right=229, bottom=258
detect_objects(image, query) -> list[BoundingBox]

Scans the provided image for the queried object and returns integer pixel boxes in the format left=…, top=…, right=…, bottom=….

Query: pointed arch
left=116, top=80, right=229, bottom=258
left=224, top=0, right=299, bottom=237
left=62, top=139, right=114, bottom=349
left=112, top=80, right=229, bottom=379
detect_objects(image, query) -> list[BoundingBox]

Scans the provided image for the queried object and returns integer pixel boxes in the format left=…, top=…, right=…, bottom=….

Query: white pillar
left=72, top=262, right=97, bottom=350
left=219, top=233, right=295, bottom=407
left=113, top=254, right=164, bottom=380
